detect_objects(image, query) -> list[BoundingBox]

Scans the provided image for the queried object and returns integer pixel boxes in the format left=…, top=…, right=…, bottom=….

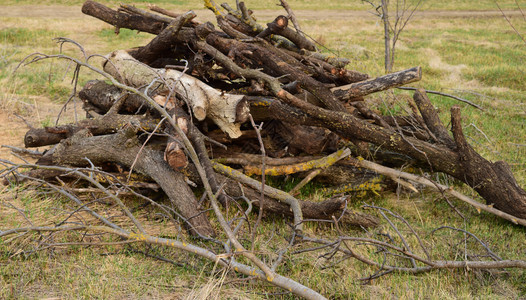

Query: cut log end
left=192, top=106, right=207, bottom=121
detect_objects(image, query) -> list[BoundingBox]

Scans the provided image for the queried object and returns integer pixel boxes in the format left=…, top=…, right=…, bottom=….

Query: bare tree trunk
left=381, top=0, right=392, bottom=73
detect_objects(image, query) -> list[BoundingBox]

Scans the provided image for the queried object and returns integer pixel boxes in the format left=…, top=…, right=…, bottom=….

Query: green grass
left=0, top=27, right=77, bottom=102
left=97, top=28, right=155, bottom=49
left=1, top=0, right=526, bottom=299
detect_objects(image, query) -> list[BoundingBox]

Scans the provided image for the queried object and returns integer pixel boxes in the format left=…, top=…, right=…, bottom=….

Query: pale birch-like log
left=103, top=50, right=248, bottom=138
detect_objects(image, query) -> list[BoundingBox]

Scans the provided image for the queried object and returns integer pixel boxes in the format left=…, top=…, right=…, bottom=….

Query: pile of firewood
left=11, top=0, right=526, bottom=238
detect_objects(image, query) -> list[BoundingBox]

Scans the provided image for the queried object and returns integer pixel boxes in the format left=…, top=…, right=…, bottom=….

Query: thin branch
left=248, top=113, right=266, bottom=251
left=279, top=0, right=305, bottom=38
left=212, top=161, right=303, bottom=232
left=349, top=157, right=526, bottom=227
left=495, top=1, right=526, bottom=45
left=397, top=87, right=484, bottom=110
left=0, top=224, right=326, bottom=299
left=431, top=226, right=502, bottom=261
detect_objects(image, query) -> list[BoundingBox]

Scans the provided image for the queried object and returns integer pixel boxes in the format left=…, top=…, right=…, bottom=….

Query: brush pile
left=11, top=0, right=526, bottom=238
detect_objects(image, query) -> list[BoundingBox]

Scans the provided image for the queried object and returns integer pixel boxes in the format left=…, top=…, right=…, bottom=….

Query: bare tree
left=363, top=0, right=423, bottom=72
left=495, top=0, right=526, bottom=46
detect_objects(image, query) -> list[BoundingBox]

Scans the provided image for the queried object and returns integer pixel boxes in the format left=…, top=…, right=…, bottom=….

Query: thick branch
left=82, top=0, right=167, bottom=34
left=451, top=106, right=526, bottom=218
left=24, top=113, right=160, bottom=148
left=50, top=130, right=214, bottom=236
left=129, top=11, right=196, bottom=65
left=258, top=15, right=316, bottom=51
left=412, top=88, right=455, bottom=148
left=331, top=67, right=422, bottom=100
left=104, top=50, right=249, bottom=138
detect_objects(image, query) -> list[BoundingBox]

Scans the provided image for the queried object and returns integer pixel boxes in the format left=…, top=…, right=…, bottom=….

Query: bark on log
left=50, top=129, right=214, bottom=237
left=244, top=188, right=379, bottom=227
left=300, top=49, right=350, bottom=69
left=148, top=4, right=200, bottom=26
left=331, top=67, right=422, bottom=100
left=129, top=11, right=196, bottom=65
left=24, top=113, right=161, bottom=148
left=407, top=90, right=526, bottom=218
left=79, top=80, right=154, bottom=115
left=413, top=89, right=455, bottom=148
left=82, top=0, right=167, bottom=35
left=450, top=107, right=526, bottom=218
left=257, top=15, right=316, bottom=51
left=119, top=3, right=174, bottom=25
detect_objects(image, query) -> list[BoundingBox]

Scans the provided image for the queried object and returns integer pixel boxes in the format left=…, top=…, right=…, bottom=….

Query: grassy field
left=1, top=0, right=526, bottom=10
left=1, top=0, right=526, bottom=299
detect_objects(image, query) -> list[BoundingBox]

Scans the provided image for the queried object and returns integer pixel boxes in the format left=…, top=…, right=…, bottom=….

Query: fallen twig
left=347, top=156, right=526, bottom=226
left=397, top=87, right=484, bottom=110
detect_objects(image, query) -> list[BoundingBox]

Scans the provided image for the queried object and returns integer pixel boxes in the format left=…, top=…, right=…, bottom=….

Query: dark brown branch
left=81, top=0, right=167, bottom=35
left=412, top=89, right=455, bottom=148
left=451, top=106, right=526, bottom=218
left=129, top=11, right=197, bottom=65
left=24, top=113, right=160, bottom=148
left=279, top=0, right=305, bottom=38
left=257, top=15, right=316, bottom=51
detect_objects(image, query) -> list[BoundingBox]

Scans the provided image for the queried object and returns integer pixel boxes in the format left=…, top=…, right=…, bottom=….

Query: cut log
left=164, top=110, right=189, bottom=171
left=257, top=15, right=316, bottom=51
left=79, top=80, right=157, bottom=115
left=104, top=50, right=249, bottom=138
left=24, top=113, right=161, bottom=148
left=331, top=67, right=422, bottom=100
left=82, top=0, right=167, bottom=34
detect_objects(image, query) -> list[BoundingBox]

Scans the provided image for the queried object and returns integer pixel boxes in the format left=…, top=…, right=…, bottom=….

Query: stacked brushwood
left=14, top=0, right=526, bottom=237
